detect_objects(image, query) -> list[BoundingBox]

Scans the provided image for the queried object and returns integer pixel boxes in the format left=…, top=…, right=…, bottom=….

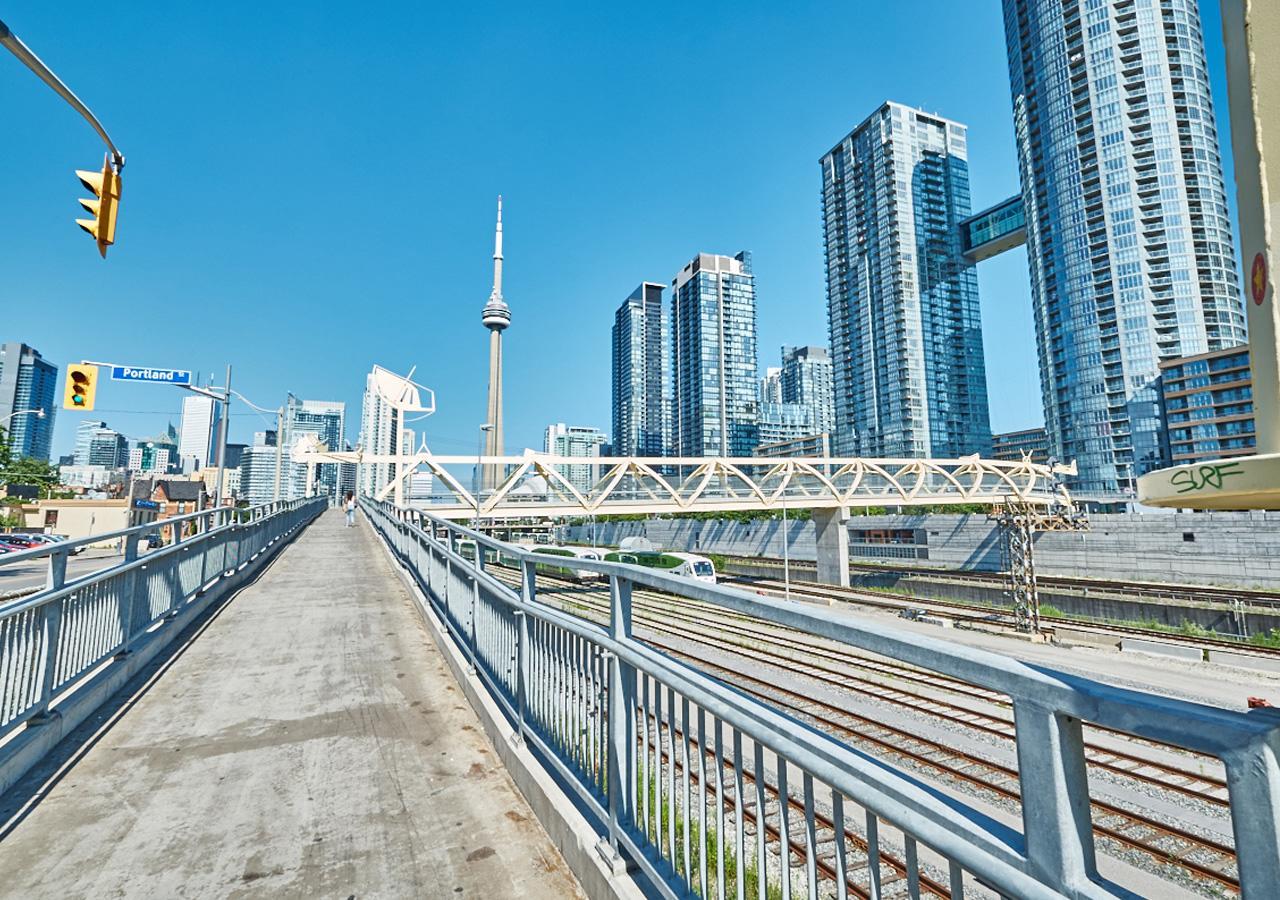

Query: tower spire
left=482, top=195, right=510, bottom=331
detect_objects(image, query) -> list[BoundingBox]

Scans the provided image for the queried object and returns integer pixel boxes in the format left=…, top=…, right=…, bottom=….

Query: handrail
left=0, top=497, right=325, bottom=749
left=362, top=496, right=1280, bottom=899
left=0, top=498, right=298, bottom=565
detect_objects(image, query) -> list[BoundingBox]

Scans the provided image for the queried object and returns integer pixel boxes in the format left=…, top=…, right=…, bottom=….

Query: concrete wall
left=565, top=509, right=1280, bottom=589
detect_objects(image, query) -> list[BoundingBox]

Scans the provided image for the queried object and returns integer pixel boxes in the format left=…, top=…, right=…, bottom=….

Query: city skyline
left=3, top=2, right=1247, bottom=472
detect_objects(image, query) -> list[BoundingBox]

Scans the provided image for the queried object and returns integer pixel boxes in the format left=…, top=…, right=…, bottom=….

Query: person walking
left=344, top=491, right=356, bottom=527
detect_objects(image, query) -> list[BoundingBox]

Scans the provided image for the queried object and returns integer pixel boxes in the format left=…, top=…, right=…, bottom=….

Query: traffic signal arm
left=75, top=156, right=120, bottom=258
left=63, top=364, right=98, bottom=411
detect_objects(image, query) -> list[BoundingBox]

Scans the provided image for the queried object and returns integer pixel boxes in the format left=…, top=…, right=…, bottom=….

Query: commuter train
left=529, top=545, right=607, bottom=582
left=666, top=552, right=717, bottom=584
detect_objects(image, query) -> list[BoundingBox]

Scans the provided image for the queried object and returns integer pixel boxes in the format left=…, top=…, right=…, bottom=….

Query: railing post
left=515, top=557, right=537, bottom=744
left=602, top=573, right=637, bottom=867
left=31, top=547, right=70, bottom=721
left=1012, top=699, right=1096, bottom=889
left=116, top=531, right=142, bottom=657
left=1224, top=730, right=1280, bottom=895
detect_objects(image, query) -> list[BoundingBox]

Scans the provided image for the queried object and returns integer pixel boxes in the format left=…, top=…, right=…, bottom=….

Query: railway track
left=739, top=575, right=1280, bottom=660
left=492, top=565, right=1243, bottom=894
left=729, top=555, right=1280, bottom=610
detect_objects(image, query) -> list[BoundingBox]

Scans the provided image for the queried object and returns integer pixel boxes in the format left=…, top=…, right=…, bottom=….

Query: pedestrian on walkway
left=344, top=491, right=356, bottom=527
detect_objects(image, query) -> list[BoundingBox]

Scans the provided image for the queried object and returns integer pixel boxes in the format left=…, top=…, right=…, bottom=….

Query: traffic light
left=75, top=155, right=121, bottom=258
left=63, top=364, right=98, bottom=411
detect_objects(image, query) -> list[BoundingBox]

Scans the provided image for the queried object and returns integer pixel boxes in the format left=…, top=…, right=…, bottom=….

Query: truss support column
left=999, top=504, right=1040, bottom=634
left=813, top=507, right=850, bottom=588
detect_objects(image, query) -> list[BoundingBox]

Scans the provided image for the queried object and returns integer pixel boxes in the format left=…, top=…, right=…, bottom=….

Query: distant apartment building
left=820, top=102, right=991, bottom=459
left=612, top=282, right=671, bottom=457
left=87, top=429, right=129, bottom=468
left=238, top=430, right=303, bottom=505
left=73, top=420, right=108, bottom=465
left=991, top=427, right=1050, bottom=464
left=544, top=423, right=608, bottom=493
left=283, top=395, right=345, bottom=498
left=359, top=366, right=429, bottom=500
left=0, top=342, right=57, bottom=460
left=780, top=345, right=835, bottom=437
left=753, top=433, right=831, bottom=459
left=1002, top=0, right=1245, bottom=491
left=756, top=402, right=814, bottom=448
left=178, top=394, right=222, bottom=472
left=1158, top=345, right=1254, bottom=466
left=759, top=368, right=783, bottom=404
left=671, top=252, right=759, bottom=457
left=128, top=425, right=180, bottom=475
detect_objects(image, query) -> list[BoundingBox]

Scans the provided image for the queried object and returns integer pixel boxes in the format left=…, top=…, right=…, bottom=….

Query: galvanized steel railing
left=0, top=498, right=324, bottom=741
left=363, top=499, right=1280, bottom=899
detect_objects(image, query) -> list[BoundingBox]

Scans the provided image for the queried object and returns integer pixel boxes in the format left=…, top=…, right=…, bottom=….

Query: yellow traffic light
left=75, top=155, right=121, bottom=258
left=63, top=364, right=98, bottom=411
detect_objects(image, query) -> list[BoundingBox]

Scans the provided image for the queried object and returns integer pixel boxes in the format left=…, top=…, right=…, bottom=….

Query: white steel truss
left=293, top=438, right=1075, bottom=518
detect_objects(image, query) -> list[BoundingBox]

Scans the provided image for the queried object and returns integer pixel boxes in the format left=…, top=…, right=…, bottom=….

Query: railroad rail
left=736, top=575, right=1280, bottom=660
left=363, top=499, right=1280, bottom=899
left=492, top=569, right=1243, bottom=892
left=726, top=555, right=1280, bottom=610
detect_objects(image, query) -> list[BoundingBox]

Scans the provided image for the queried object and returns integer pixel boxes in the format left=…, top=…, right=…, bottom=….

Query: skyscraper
left=178, top=394, right=222, bottom=472
left=0, top=342, right=57, bottom=460
left=73, top=420, right=109, bottom=465
left=283, top=396, right=345, bottom=498
left=611, top=282, right=671, bottom=457
left=779, top=345, right=835, bottom=438
left=543, top=423, right=608, bottom=492
left=821, top=102, right=991, bottom=459
left=481, top=197, right=510, bottom=491
left=1003, top=0, right=1245, bottom=492
left=358, top=365, right=431, bottom=501
left=671, top=252, right=759, bottom=457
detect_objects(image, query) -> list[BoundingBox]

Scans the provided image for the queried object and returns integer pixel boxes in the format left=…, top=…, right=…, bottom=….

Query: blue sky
left=3, top=1, right=1238, bottom=459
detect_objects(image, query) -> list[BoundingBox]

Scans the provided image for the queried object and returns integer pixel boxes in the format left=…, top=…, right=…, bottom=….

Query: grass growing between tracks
left=637, top=772, right=785, bottom=900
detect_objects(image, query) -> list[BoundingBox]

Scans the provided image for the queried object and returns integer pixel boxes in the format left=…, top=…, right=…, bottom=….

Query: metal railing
left=0, top=498, right=324, bottom=741
left=363, top=498, right=1280, bottom=899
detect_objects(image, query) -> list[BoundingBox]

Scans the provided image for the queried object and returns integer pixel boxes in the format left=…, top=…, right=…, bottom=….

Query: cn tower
left=481, top=196, right=510, bottom=492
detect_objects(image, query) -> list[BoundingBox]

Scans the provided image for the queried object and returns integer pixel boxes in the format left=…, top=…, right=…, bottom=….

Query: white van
left=668, top=552, right=717, bottom=584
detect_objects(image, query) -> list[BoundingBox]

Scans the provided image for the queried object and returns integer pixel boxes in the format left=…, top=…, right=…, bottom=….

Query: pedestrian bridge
left=1, top=500, right=1278, bottom=898
left=292, top=440, right=1079, bottom=519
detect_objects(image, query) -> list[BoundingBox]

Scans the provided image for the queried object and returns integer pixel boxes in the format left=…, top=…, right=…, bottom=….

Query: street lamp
left=475, top=423, right=494, bottom=524
left=0, top=408, right=45, bottom=425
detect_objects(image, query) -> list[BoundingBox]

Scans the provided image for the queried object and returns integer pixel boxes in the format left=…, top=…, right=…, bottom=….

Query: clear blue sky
left=3, top=1, right=1239, bottom=459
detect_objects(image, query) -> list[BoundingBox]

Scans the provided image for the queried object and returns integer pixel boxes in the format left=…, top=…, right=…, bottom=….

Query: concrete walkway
left=0, top=510, right=584, bottom=899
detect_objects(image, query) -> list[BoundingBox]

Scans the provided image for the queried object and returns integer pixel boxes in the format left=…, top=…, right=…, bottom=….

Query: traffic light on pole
left=75, top=155, right=121, bottom=258
left=63, top=364, right=98, bottom=411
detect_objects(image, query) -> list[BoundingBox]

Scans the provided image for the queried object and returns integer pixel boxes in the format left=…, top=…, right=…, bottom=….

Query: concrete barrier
left=1207, top=649, right=1280, bottom=675
left=1120, top=637, right=1205, bottom=661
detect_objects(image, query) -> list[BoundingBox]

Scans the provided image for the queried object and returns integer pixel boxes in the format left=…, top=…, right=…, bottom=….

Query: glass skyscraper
left=671, top=252, right=759, bottom=457
left=611, top=282, right=671, bottom=457
left=780, top=345, right=835, bottom=438
left=821, top=102, right=991, bottom=458
left=0, top=342, right=57, bottom=461
left=1003, top=0, right=1245, bottom=492
left=283, top=395, right=345, bottom=498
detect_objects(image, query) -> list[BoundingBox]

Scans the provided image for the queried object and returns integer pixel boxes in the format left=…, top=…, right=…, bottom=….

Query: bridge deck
left=0, top=510, right=582, bottom=899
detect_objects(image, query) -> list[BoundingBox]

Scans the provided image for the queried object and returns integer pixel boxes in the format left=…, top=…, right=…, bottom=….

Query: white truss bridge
left=296, top=438, right=1075, bottom=518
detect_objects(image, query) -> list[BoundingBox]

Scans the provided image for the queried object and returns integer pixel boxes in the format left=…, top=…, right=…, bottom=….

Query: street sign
left=110, top=365, right=192, bottom=385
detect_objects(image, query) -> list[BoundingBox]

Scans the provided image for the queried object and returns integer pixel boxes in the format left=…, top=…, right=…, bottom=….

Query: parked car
left=0, top=534, right=41, bottom=549
left=22, top=534, right=85, bottom=554
left=144, top=534, right=164, bottom=549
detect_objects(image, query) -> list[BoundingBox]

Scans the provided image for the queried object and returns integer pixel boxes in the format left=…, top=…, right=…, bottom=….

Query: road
left=0, top=548, right=125, bottom=597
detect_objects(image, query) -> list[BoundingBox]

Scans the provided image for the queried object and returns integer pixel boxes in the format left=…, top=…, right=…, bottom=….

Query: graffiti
left=1170, top=461, right=1245, bottom=494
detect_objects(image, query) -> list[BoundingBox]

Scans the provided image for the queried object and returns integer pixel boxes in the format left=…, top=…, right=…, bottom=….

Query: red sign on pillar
left=1251, top=252, right=1268, bottom=306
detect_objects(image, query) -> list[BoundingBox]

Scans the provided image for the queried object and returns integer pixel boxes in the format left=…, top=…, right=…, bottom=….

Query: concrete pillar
left=813, top=507, right=850, bottom=587
left=1222, top=0, right=1280, bottom=454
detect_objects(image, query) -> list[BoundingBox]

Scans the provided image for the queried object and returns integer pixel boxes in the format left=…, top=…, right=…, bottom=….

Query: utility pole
left=211, top=365, right=231, bottom=508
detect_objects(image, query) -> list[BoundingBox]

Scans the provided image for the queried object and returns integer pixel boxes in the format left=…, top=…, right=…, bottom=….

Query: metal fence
left=363, top=499, right=1280, bottom=899
left=0, top=498, right=324, bottom=742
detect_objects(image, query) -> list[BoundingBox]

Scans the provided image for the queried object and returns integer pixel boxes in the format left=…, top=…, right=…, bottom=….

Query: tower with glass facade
left=0, top=342, right=57, bottom=461
left=1003, top=0, right=1245, bottom=492
left=283, top=395, right=345, bottom=498
left=671, top=252, right=759, bottom=458
left=820, top=102, right=991, bottom=458
left=780, top=345, right=835, bottom=437
left=611, top=282, right=671, bottom=457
